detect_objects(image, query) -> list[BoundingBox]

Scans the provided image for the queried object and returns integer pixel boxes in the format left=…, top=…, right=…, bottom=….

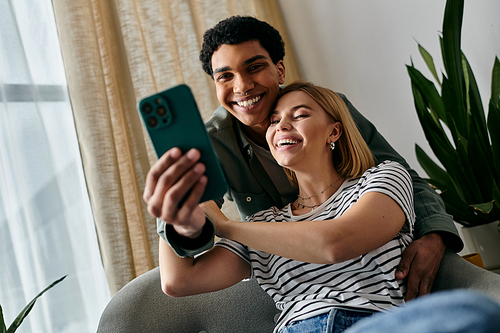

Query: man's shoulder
left=205, top=105, right=234, bottom=134
left=335, top=91, right=347, bottom=100
left=204, top=105, right=243, bottom=152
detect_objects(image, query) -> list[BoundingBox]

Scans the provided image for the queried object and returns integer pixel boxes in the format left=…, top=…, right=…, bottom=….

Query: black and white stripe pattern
left=216, top=161, right=415, bottom=332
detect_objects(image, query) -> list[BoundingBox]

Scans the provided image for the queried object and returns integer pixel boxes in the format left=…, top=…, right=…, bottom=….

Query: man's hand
left=143, top=147, right=207, bottom=238
left=396, top=232, right=446, bottom=301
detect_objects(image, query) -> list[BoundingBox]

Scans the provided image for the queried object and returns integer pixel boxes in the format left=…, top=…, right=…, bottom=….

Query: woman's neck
left=293, top=168, right=343, bottom=213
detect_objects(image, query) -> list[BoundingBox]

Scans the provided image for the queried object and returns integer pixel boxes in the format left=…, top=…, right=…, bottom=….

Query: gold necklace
left=298, top=177, right=343, bottom=200
left=295, top=201, right=322, bottom=211
left=296, top=177, right=343, bottom=212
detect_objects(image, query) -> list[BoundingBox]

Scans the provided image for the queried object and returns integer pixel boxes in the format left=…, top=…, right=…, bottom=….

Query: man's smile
left=235, top=95, right=262, bottom=107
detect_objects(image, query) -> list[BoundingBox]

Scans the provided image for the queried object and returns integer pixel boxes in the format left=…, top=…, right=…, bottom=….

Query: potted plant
left=1, top=276, right=66, bottom=333
left=407, top=0, right=500, bottom=269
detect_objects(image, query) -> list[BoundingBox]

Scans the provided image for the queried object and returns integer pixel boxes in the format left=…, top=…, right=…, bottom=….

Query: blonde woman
left=159, top=81, right=415, bottom=333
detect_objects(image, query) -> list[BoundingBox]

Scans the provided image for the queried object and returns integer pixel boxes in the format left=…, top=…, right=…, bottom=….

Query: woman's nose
left=276, top=119, right=290, bottom=131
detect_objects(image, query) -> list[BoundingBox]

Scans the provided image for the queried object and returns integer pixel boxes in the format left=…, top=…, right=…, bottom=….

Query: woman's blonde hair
left=277, top=81, right=375, bottom=186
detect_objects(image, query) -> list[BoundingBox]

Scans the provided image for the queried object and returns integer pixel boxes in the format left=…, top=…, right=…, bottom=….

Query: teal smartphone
left=137, top=84, right=227, bottom=203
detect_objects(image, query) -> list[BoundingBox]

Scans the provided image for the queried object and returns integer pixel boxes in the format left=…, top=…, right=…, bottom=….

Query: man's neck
left=241, top=123, right=269, bottom=149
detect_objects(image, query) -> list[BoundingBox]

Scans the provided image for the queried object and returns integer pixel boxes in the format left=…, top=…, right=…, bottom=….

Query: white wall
left=278, top=0, right=500, bottom=178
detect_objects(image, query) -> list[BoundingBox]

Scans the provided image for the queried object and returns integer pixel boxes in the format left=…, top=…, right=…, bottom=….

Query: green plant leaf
left=415, top=144, right=457, bottom=194
left=6, top=276, right=67, bottom=333
left=440, top=190, right=494, bottom=226
left=421, top=123, right=462, bottom=191
left=439, top=187, right=473, bottom=225
left=469, top=201, right=494, bottom=215
left=463, top=54, right=489, bottom=152
left=455, top=132, right=484, bottom=204
left=441, top=0, right=465, bottom=113
left=419, top=111, right=454, bottom=167
left=1, top=305, right=6, bottom=333
left=418, top=44, right=442, bottom=86
left=467, top=118, right=494, bottom=202
left=407, top=70, right=458, bottom=171
left=466, top=200, right=499, bottom=225
left=491, top=57, right=500, bottom=109
left=462, top=54, right=471, bottom=115
left=407, top=65, right=446, bottom=125
left=441, top=76, right=465, bottom=145
left=416, top=105, right=464, bottom=192
left=488, top=98, right=500, bottom=180
left=409, top=0, right=498, bottom=226
left=488, top=58, right=500, bottom=181
left=441, top=2, right=468, bottom=141
left=493, top=183, right=500, bottom=212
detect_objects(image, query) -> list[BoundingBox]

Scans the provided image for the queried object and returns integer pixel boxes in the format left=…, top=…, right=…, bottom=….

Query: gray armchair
left=96, top=251, right=500, bottom=333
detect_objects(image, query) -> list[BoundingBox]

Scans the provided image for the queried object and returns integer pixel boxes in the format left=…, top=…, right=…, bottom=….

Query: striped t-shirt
left=215, top=161, right=416, bottom=332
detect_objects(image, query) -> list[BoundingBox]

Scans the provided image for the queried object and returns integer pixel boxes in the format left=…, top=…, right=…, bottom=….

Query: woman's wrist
left=214, top=218, right=234, bottom=239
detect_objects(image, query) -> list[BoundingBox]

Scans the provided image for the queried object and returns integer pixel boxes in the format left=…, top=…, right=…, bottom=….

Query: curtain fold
left=52, top=0, right=302, bottom=294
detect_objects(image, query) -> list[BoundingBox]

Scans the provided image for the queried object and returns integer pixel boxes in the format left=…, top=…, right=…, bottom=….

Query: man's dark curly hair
left=199, top=16, right=285, bottom=77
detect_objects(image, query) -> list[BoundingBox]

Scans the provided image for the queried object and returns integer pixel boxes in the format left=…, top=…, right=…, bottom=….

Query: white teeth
left=236, top=96, right=261, bottom=107
left=277, top=139, right=299, bottom=147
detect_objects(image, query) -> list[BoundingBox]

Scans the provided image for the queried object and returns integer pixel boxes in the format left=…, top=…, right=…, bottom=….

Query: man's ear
left=276, top=60, right=286, bottom=84
left=329, top=122, right=343, bottom=142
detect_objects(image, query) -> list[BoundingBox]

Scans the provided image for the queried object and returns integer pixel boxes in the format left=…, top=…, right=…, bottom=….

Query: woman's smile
left=274, top=136, right=302, bottom=151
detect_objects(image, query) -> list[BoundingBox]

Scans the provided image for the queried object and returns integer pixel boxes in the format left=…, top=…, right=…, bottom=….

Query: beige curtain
left=52, top=0, right=302, bottom=295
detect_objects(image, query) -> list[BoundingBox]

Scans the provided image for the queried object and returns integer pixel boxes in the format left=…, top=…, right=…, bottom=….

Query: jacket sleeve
left=340, top=93, right=463, bottom=252
left=157, top=217, right=216, bottom=257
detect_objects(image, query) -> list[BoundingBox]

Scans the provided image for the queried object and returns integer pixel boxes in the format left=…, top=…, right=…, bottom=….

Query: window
left=0, top=0, right=109, bottom=332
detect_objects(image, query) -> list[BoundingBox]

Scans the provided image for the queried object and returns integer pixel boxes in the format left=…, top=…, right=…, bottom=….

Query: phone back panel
left=138, top=84, right=227, bottom=203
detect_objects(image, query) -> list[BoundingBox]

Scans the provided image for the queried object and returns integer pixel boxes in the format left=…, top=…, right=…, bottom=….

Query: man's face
left=211, top=40, right=285, bottom=135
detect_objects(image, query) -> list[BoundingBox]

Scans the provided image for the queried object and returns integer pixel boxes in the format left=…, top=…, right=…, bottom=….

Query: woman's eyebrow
left=290, top=104, right=313, bottom=111
left=272, top=104, right=312, bottom=114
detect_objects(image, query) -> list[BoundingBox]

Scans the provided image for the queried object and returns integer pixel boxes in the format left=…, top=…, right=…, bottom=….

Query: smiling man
left=143, top=16, right=463, bottom=300
left=210, top=41, right=284, bottom=144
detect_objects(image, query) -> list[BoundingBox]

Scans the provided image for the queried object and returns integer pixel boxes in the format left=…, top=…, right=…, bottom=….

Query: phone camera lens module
left=147, top=116, right=158, bottom=128
left=142, top=102, right=153, bottom=114
left=156, top=106, right=167, bottom=116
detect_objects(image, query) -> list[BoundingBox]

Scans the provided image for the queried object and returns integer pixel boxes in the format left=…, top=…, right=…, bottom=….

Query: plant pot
left=461, top=221, right=500, bottom=270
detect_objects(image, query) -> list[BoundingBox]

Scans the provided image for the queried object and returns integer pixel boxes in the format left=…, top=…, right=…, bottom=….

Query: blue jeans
left=346, top=290, right=500, bottom=333
left=279, top=290, right=500, bottom=333
left=279, top=308, right=373, bottom=333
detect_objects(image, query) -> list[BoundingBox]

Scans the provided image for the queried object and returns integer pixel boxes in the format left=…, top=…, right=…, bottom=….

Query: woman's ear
left=328, top=122, right=342, bottom=142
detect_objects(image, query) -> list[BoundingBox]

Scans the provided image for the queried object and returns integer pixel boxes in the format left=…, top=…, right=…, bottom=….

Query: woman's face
left=266, top=91, right=339, bottom=171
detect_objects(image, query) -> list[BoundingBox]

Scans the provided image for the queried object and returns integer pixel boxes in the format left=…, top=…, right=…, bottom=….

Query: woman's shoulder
left=363, top=160, right=409, bottom=179
left=349, top=161, right=412, bottom=192
left=372, top=160, right=406, bottom=171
